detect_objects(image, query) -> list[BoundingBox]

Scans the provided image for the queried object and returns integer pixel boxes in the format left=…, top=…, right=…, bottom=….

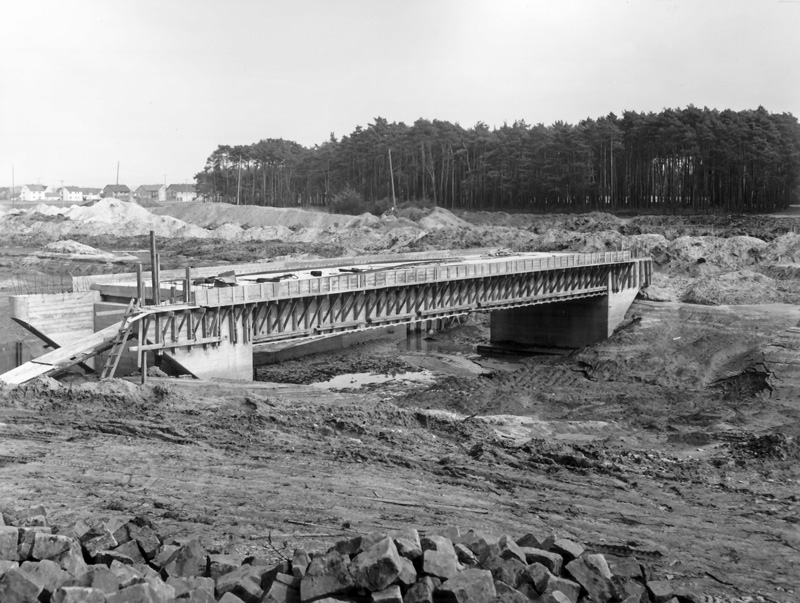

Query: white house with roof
left=101, top=184, right=131, bottom=199
left=57, top=186, right=84, bottom=203
left=20, top=185, right=47, bottom=202
left=166, top=183, right=197, bottom=202
left=81, top=188, right=102, bottom=201
left=134, top=184, right=163, bottom=202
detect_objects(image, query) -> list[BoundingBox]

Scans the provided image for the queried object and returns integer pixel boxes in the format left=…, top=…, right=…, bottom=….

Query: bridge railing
left=193, top=251, right=642, bottom=308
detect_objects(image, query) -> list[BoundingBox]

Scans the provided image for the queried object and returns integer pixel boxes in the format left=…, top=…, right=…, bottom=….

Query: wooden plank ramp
left=0, top=312, right=148, bottom=386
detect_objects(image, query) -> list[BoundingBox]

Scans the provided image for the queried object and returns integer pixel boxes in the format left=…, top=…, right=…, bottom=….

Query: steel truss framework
left=134, top=257, right=651, bottom=362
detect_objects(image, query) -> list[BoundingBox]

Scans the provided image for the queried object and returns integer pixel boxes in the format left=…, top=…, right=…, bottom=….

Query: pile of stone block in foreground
left=0, top=505, right=689, bottom=603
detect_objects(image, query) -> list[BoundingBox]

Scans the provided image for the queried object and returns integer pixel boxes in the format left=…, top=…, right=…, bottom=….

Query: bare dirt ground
left=1, top=202, right=800, bottom=602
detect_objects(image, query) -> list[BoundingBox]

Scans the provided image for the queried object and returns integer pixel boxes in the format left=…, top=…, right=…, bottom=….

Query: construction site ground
left=1, top=201, right=800, bottom=602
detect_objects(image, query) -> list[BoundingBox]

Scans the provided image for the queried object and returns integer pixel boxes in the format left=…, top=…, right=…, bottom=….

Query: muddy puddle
left=310, top=370, right=436, bottom=389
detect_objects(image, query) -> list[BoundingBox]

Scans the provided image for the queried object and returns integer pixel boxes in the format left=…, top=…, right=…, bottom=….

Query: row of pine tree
left=195, top=106, right=800, bottom=214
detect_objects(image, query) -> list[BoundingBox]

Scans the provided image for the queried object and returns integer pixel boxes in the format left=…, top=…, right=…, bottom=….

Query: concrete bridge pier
left=489, top=275, right=640, bottom=349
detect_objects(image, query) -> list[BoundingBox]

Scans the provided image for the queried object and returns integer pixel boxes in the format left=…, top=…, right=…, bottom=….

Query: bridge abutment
left=489, top=286, right=639, bottom=349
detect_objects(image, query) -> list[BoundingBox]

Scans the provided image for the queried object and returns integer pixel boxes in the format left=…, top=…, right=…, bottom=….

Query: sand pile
left=682, top=270, right=781, bottom=305
left=43, top=240, right=105, bottom=255
left=152, top=202, right=361, bottom=230
left=417, top=207, right=472, bottom=230
left=1, top=199, right=212, bottom=240
left=651, top=235, right=767, bottom=273
left=763, top=232, right=800, bottom=263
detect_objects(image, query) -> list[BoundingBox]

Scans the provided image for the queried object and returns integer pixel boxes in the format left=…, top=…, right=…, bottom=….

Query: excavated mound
left=151, top=202, right=361, bottom=230
left=682, top=270, right=781, bottom=305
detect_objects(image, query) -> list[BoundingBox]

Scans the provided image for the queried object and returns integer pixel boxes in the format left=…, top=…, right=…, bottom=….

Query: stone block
left=110, top=560, right=144, bottom=589
left=105, top=517, right=132, bottom=545
left=538, top=591, right=572, bottom=603
left=605, top=554, right=644, bottom=581
left=520, top=547, right=562, bottom=575
left=219, top=593, right=246, bottom=603
left=166, top=575, right=215, bottom=598
left=397, top=555, right=417, bottom=587
left=128, top=524, right=160, bottom=561
left=229, top=574, right=264, bottom=603
left=160, top=539, right=207, bottom=578
left=16, top=527, right=52, bottom=562
left=300, top=550, right=355, bottom=601
left=614, top=578, right=648, bottom=603
left=115, top=540, right=147, bottom=565
left=0, top=526, right=19, bottom=561
left=372, top=584, right=402, bottom=602
left=106, top=581, right=174, bottom=603
left=215, top=566, right=267, bottom=598
left=82, top=529, right=119, bottom=559
left=13, top=505, right=48, bottom=527
left=647, top=580, right=676, bottom=603
left=483, top=556, right=527, bottom=589
left=434, top=568, right=496, bottom=602
left=551, top=539, right=584, bottom=562
left=51, top=586, right=107, bottom=603
left=422, top=549, right=459, bottom=580
left=498, top=535, right=526, bottom=564
left=209, top=553, right=242, bottom=581
left=31, top=532, right=72, bottom=561
left=456, top=531, right=499, bottom=564
left=453, top=543, right=477, bottom=567
left=387, top=528, right=422, bottom=560
left=519, top=562, right=551, bottom=594
left=330, top=535, right=363, bottom=557
left=516, top=531, right=555, bottom=551
left=542, top=576, right=581, bottom=603
left=420, top=535, right=455, bottom=556
left=350, top=537, right=403, bottom=592
left=0, top=560, right=19, bottom=579
left=0, top=567, right=44, bottom=603
left=96, top=550, right=135, bottom=566
left=68, top=564, right=121, bottom=594
left=403, top=577, right=435, bottom=603
left=565, top=556, right=615, bottom=603
left=263, top=577, right=300, bottom=603
left=291, top=549, right=311, bottom=578
left=19, top=559, right=70, bottom=598
left=300, top=550, right=354, bottom=601
left=493, top=580, right=530, bottom=603
left=152, top=544, right=180, bottom=570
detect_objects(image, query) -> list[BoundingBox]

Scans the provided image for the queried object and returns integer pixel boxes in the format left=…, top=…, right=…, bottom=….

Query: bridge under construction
left=1, top=248, right=651, bottom=385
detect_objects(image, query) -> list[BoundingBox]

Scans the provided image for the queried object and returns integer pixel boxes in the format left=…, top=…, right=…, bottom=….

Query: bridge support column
left=490, top=287, right=639, bottom=349
left=165, top=340, right=254, bottom=381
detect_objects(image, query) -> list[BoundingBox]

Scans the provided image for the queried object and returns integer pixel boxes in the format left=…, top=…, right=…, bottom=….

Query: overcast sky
left=1, top=0, right=798, bottom=189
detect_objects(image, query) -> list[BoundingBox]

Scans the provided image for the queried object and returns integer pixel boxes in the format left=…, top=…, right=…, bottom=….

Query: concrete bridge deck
left=3, top=250, right=651, bottom=383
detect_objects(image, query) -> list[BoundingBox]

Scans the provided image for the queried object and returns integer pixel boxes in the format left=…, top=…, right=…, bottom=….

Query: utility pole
left=236, top=159, right=242, bottom=205
left=116, top=161, right=120, bottom=186
left=11, top=164, right=14, bottom=208
left=388, top=148, right=397, bottom=212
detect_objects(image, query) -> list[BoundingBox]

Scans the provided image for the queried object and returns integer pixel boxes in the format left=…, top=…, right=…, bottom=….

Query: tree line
left=195, top=106, right=800, bottom=214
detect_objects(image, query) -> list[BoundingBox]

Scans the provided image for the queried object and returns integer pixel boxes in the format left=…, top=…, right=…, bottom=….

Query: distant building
left=81, top=188, right=102, bottom=201
left=166, top=183, right=197, bottom=202
left=101, top=184, right=131, bottom=199
left=20, top=184, right=47, bottom=202
left=44, top=189, right=61, bottom=202
left=134, top=184, right=163, bottom=202
left=57, top=186, right=84, bottom=203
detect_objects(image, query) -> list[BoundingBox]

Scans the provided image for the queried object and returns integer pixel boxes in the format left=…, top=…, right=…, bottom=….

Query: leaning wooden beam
left=10, top=317, right=96, bottom=374
left=1, top=313, right=149, bottom=385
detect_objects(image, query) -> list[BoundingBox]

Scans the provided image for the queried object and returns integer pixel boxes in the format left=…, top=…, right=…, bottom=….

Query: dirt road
left=1, top=299, right=799, bottom=601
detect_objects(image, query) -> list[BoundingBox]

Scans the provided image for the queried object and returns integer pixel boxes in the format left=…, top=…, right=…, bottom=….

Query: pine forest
left=195, top=106, right=800, bottom=214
